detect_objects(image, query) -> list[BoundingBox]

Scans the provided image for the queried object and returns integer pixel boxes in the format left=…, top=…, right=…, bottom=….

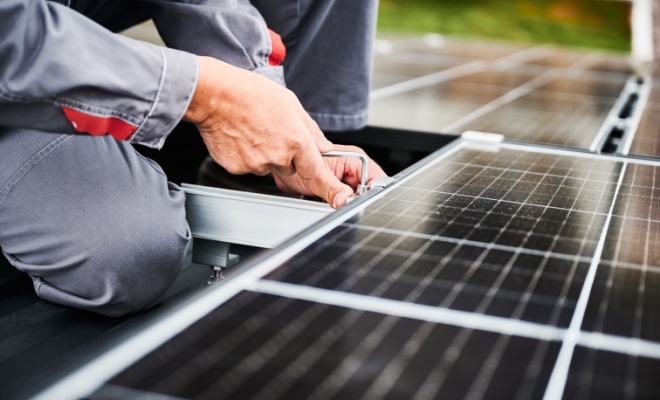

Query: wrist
left=183, top=56, right=220, bottom=125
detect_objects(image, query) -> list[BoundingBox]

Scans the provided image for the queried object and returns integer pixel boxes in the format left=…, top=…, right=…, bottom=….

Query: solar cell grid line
left=447, top=52, right=631, bottom=148
left=450, top=88, right=619, bottom=148
left=32, top=139, right=471, bottom=400
left=562, top=347, right=660, bottom=400
left=577, top=331, right=660, bottom=360
left=140, top=295, right=328, bottom=395
left=567, top=166, right=648, bottom=397
left=582, top=161, right=660, bottom=344
left=238, top=308, right=369, bottom=400
left=535, top=71, right=629, bottom=99
left=370, top=44, right=551, bottom=101
left=442, top=61, right=590, bottom=133
left=443, top=49, right=623, bottom=132
left=36, top=139, right=660, bottom=400
left=286, top=150, right=524, bottom=296
left=542, top=158, right=628, bottom=400
left=265, top=146, right=622, bottom=329
left=627, top=101, right=660, bottom=157
left=443, top=154, right=605, bottom=319
left=428, top=155, right=575, bottom=315
left=94, top=292, right=561, bottom=400
left=255, top=154, right=568, bottom=400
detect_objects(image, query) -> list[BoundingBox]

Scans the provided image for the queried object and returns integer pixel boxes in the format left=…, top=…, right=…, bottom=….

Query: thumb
left=313, top=168, right=355, bottom=208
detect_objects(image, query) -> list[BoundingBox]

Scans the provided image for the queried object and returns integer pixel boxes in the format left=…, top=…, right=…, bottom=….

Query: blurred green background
left=378, top=0, right=631, bottom=52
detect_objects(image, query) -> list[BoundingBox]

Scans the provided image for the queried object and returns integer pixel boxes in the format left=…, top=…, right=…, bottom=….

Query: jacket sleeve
left=0, top=0, right=198, bottom=149
left=143, top=0, right=286, bottom=86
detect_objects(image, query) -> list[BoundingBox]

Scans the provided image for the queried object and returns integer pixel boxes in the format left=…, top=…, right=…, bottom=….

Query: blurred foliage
left=378, top=0, right=631, bottom=52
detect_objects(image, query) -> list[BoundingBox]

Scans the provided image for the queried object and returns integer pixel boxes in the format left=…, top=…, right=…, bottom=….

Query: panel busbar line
left=265, top=146, right=622, bottom=329
left=96, top=292, right=561, bottom=400
left=35, top=139, right=660, bottom=400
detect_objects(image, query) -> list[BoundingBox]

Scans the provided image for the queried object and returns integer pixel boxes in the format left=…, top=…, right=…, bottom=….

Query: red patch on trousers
left=268, top=29, right=286, bottom=66
left=61, top=106, right=137, bottom=141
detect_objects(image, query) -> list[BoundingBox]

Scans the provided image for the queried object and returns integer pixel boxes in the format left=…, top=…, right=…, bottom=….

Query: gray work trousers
left=0, top=0, right=378, bottom=316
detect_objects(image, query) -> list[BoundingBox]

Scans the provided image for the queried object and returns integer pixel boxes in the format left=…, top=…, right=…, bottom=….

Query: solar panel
left=265, top=147, right=621, bottom=328
left=629, top=96, right=660, bottom=157
left=369, top=39, right=634, bottom=151
left=563, top=347, right=660, bottom=399
left=535, top=73, right=628, bottom=99
left=581, top=162, right=660, bottom=342
left=368, top=81, right=512, bottom=133
left=38, top=136, right=660, bottom=400
left=451, top=90, right=617, bottom=148
left=95, top=292, right=561, bottom=400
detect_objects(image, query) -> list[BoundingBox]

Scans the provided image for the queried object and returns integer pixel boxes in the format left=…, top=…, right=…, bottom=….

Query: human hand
left=183, top=56, right=333, bottom=186
left=273, top=144, right=387, bottom=208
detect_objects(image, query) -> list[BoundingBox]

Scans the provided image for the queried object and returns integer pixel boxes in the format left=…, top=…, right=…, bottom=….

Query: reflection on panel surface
left=536, top=73, right=627, bottom=99
left=449, top=68, right=538, bottom=88
left=453, top=90, right=616, bottom=147
left=369, top=36, right=633, bottom=150
left=267, top=148, right=622, bottom=327
left=95, top=292, right=559, bottom=400
left=524, top=52, right=588, bottom=69
left=369, top=81, right=510, bottom=133
left=584, top=56, right=634, bottom=75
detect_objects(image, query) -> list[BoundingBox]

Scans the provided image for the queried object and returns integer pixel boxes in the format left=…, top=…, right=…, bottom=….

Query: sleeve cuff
left=130, top=47, right=199, bottom=149
left=253, top=65, right=286, bottom=87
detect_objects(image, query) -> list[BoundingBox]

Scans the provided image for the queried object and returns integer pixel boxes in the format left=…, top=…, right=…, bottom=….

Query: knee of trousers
left=0, top=132, right=192, bottom=317
left=31, top=209, right=191, bottom=317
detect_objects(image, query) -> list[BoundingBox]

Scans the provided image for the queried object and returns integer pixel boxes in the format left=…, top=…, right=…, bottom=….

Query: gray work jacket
left=0, top=0, right=284, bottom=149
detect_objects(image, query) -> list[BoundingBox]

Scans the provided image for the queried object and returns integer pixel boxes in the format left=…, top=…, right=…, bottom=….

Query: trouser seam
left=0, top=134, right=74, bottom=207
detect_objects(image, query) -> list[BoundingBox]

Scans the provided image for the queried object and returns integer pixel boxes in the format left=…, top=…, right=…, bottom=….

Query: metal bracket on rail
left=321, top=151, right=371, bottom=197
left=594, top=76, right=651, bottom=154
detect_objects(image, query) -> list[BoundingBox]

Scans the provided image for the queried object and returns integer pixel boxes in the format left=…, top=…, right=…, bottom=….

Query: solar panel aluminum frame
left=589, top=76, right=648, bottom=153
left=182, top=184, right=334, bottom=249
left=34, top=135, right=660, bottom=400
left=616, top=77, right=652, bottom=155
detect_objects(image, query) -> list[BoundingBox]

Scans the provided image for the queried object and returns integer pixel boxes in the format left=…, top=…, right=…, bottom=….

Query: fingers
left=310, top=167, right=355, bottom=208
left=325, top=144, right=388, bottom=185
left=272, top=161, right=354, bottom=208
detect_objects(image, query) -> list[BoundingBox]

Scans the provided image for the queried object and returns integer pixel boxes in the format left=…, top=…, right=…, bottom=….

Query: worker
left=0, top=0, right=384, bottom=316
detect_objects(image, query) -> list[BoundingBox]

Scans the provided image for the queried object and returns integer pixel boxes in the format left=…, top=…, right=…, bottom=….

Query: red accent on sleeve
left=267, top=29, right=286, bottom=66
left=61, top=106, right=138, bottom=141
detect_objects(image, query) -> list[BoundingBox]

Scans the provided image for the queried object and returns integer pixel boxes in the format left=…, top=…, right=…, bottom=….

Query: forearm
left=0, top=0, right=197, bottom=148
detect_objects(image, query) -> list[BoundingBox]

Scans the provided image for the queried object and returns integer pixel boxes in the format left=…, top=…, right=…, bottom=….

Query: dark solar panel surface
left=98, top=292, right=560, bottom=400
left=448, top=68, right=538, bottom=88
left=583, top=56, right=634, bottom=75
left=450, top=89, right=617, bottom=148
left=582, top=162, right=660, bottom=343
left=563, top=347, right=660, bottom=400
left=371, top=38, right=632, bottom=149
left=368, top=81, right=511, bottom=132
left=629, top=97, right=660, bottom=157
left=48, top=141, right=660, bottom=400
left=265, top=148, right=620, bottom=328
left=37, top=36, right=660, bottom=400
left=524, top=52, right=587, bottom=69
left=535, top=74, right=627, bottom=99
